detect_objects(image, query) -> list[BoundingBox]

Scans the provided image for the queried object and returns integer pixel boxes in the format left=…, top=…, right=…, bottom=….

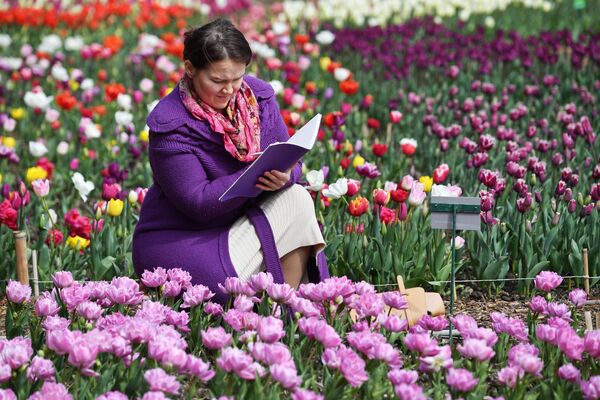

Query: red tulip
left=433, top=164, right=450, bottom=184
left=346, top=179, right=361, bottom=197
left=389, top=110, right=403, bottom=124
left=371, top=143, right=388, bottom=157
left=348, top=197, right=369, bottom=217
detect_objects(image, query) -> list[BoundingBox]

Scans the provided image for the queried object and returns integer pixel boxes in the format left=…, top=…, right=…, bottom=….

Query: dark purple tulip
left=580, top=204, right=595, bottom=217
left=536, top=140, right=551, bottom=153
left=526, top=125, right=537, bottom=138
left=537, top=118, right=548, bottom=130
left=479, top=169, right=497, bottom=188
left=459, top=137, right=477, bottom=154
left=513, top=179, right=529, bottom=196
left=551, top=153, right=564, bottom=166
left=555, top=181, right=567, bottom=197
left=449, top=86, right=459, bottom=96
left=593, top=164, right=600, bottom=180
left=480, top=190, right=495, bottom=212
left=506, top=161, right=525, bottom=178
left=494, top=178, right=507, bottom=195
left=527, top=157, right=539, bottom=171
left=478, top=134, right=495, bottom=151
left=590, top=183, right=600, bottom=202
left=505, top=141, right=519, bottom=152
left=562, top=133, right=575, bottom=149
left=535, top=191, right=543, bottom=203
left=568, top=199, right=577, bottom=213
left=564, top=188, right=573, bottom=202
left=565, top=103, right=577, bottom=114
left=561, top=167, right=573, bottom=181
left=480, top=211, right=499, bottom=225
left=482, top=82, right=495, bottom=94
left=440, top=139, right=449, bottom=152
left=471, top=80, right=481, bottom=91
left=569, top=174, right=579, bottom=187
left=472, top=152, right=488, bottom=168
left=584, top=157, right=592, bottom=168
left=516, top=193, right=533, bottom=213
left=462, top=98, right=475, bottom=113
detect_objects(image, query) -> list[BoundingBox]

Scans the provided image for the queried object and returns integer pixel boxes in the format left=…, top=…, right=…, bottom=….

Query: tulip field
left=1, top=0, right=600, bottom=399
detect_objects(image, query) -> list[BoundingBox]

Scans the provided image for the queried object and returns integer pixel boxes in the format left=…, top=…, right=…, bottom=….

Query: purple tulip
left=356, top=162, right=381, bottom=179
left=270, top=364, right=301, bottom=390
left=96, top=391, right=128, bottom=400
left=144, top=368, right=180, bottom=395
left=248, top=272, right=274, bottom=292
left=28, top=382, right=72, bottom=400
left=569, top=288, right=588, bottom=307
left=0, top=389, right=16, bottom=400
left=140, top=392, right=169, bottom=400
left=140, top=267, right=168, bottom=288
left=450, top=314, right=478, bottom=334
left=558, top=363, right=581, bottom=383
left=446, top=368, right=478, bottom=392
left=76, top=301, right=103, bottom=321
left=1, top=337, right=32, bottom=370
left=6, top=280, right=31, bottom=304
left=291, top=389, right=324, bottom=400
left=388, top=369, right=418, bottom=385
left=67, top=335, right=99, bottom=370
left=534, top=271, right=563, bottom=292
left=584, top=330, right=600, bottom=358
left=266, top=282, right=294, bottom=303
left=52, top=271, right=74, bottom=288
left=457, top=338, right=495, bottom=362
left=497, top=366, right=524, bottom=388
left=580, top=376, right=600, bottom=399
left=181, top=284, right=214, bottom=308
left=217, top=347, right=265, bottom=380
left=394, top=383, right=426, bottom=400
left=184, top=355, right=215, bottom=382
left=107, top=277, right=143, bottom=305
left=258, top=316, right=286, bottom=343
left=529, top=295, right=547, bottom=313
left=404, top=333, right=439, bottom=356
left=32, top=293, right=58, bottom=317
left=380, top=314, right=408, bottom=332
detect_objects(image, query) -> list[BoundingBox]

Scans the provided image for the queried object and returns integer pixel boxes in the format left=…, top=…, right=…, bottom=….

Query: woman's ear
left=184, top=60, right=195, bottom=78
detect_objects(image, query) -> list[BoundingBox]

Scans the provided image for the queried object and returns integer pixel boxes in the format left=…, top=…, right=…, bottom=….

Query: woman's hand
left=256, top=167, right=292, bottom=191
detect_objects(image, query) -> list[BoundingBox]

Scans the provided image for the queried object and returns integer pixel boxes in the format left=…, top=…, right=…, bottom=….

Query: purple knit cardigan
left=132, top=75, right=329, bottom=303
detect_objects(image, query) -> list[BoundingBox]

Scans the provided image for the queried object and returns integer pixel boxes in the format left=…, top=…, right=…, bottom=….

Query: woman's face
left=185, top=58, right=246, bottom=112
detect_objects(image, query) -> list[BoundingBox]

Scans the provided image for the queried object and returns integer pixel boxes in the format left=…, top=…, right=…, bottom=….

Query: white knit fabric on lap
left=228, top=184, right=325, bottom=282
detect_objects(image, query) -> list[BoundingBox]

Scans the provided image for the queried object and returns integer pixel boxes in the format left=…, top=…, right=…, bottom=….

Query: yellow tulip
left=26, top=166, right=48, bottom=184
left=139, top=129, right=149, bottom=143
left=69, top=80, right=80, bottom=91
left=352, top=155, right=365, bottom=168
left=319, top=57, right=331, bottom=71
left=1, top=137, right=16, bottom=148
left=107, top=198, right=124, bottom=217
left=9, top=108, right=25, bottom=120
left=66, top=235, right=90, bottom=250
left=0, top=173, right=2, bottom=184
left=419, top=176, right=433, bottom=192
left=164, top=86, right=174, bottom=96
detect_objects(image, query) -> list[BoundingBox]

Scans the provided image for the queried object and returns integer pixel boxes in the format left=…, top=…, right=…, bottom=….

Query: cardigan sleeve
left=149, top=138, right=248, bottom=223
left=264, top=96, right=303, bottom=189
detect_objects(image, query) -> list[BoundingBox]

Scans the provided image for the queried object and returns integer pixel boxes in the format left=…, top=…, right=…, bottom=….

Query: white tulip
left=72, top=172, right=95, bottom=202
left=315, top=30, right=335, bottom=46
left=84, top=123, right=101, bottom=139
left=65, top=36, right=84, bottom=51
left=322, top=178, right=348, bottom=199
left=269, top=80, right=284, bottom=95
left=117, top=94, right=132, bottom=110
left=0, top=34, right=11, bottom=49
left=51, top=64, right=69, bottom=82
left=1, top=57, right=22, bottom=71
left=38, top=34, right=62, bottom=54
left=305, top=170, right=325, bottom=191
left=115, top=111, right=133, bottom=127
left=24, top=90, right=53, bottom=110
left=56, top=141, right=69, bottom=155
left=29, top=141, right=48, bottom=157
left=139, top=78, right=154, bottom=93
left=333, top=67, right=351, bottom=82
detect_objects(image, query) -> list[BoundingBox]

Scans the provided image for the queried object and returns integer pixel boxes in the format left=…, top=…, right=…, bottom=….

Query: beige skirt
left=228, top=184, right=326, bottom=282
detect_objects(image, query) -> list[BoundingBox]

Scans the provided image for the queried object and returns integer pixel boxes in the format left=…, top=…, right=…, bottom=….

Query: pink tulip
left=144, top=368, right=180, bottom=395
left=6, top=280, right=31, bottom=304
left=31, top=179, right=50, bottom=197
left=258, top=316, right=286, bottom=343
left=534, top=271, right=563, bottom=292
left=446, top=368, right=478, bottom=392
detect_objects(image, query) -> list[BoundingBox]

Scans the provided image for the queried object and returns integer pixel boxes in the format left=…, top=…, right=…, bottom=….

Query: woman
left=132, top=18, right=328, bottom=303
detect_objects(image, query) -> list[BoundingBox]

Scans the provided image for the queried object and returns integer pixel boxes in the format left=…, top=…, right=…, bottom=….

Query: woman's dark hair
left=183, top=18, right=252, bottom=70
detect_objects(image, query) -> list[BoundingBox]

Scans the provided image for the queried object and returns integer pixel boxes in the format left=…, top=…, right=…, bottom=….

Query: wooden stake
left=14, top=230, right=29, bottom=285
left=596, top=313, right=600, bottom=330
left=583, top=248, right=590, bottom=295
left=32, top=250, right=39, bottom=298
left=585, top=311, right=594, bottom=332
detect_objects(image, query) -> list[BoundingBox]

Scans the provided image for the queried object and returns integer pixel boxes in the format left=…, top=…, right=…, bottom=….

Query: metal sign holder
left=430, top=196, right=481, bottom=342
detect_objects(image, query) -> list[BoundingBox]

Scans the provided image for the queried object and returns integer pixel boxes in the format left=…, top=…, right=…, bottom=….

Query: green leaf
left=526, top=260, right=550, bottom=279
left=481, top=256, right=509, bottom=280
left=101, top=256, right=116, bottom=269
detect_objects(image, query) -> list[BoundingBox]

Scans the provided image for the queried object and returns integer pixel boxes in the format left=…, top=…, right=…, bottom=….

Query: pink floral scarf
left=179, top=75, right=261, bottom=162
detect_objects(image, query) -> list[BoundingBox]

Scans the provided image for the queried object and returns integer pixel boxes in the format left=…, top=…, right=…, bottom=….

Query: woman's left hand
left=256, top=167, right=292, bottom=191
